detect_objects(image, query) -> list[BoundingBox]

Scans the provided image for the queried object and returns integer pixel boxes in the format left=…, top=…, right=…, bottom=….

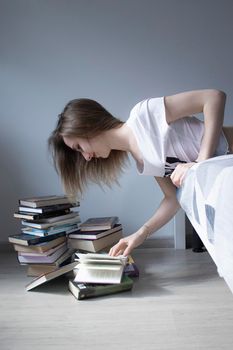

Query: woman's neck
left=105, top=124, right=143, bottom=164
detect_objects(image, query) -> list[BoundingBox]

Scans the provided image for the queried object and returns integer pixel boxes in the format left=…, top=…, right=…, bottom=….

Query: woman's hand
left=170, top=162, right=196, bottom=187
left=109, top=230, right=147, bottom=257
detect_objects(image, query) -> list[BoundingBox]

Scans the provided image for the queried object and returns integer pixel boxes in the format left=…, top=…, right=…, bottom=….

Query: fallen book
left=79, top=216, right=119, bottom=231
left=8, top=231, right=66, bottom=246
left=68, top=275, right=133, bottom=300
left=68, top=230, right=122, bottom=253
left=26, top=262, right=77, bottom=291
left=19, top=195, right=78, bottom=208
left=73, top=252, right=128, bottom=284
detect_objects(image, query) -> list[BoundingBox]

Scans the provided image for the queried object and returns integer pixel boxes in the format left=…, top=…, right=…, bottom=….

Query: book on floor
left=79, top=216, right=119, bottom=231
left=68, top=229, right=122, bottom=253
left=19, top=195, right=78, bottom=208
left=68, top=275, right=133, bottom=300
left=26, top=262, right=77, bottom=291
left=73, top=252, right=128, bottom=284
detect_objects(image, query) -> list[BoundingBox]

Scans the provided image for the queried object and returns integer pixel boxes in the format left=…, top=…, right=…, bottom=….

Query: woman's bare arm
left=109, top=177, right=180, bottom=256
left=165, top=89, right=226, bottom=186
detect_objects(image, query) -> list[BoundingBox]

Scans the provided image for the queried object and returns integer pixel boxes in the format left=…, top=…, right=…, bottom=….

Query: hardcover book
left=26, top=262, right=77, bottom=291
left=26, top=249, right=74, bottom=276
left=19, top=195, right=78, bottom=208
left=73, top=252, right=128, bottom=284
left=8, top=231, right=66, bottom=246
left=21, top=224, right=79, bottom=236
left=13, top=209, right=70, bottom=221
left=22, top=215, right=80, bottom=229
left=68, top=224, right=122, bottom=240
left=19, top=203, right=79, bottom=214
left=13, top=236, right=66, bottom=253
left=79, top=216, right=119, bottom=231
left=68, top=230, right=122, bottom=253
left=18, top=244, right=68, bottom=264
left=68, top=275, right=133, bottom=300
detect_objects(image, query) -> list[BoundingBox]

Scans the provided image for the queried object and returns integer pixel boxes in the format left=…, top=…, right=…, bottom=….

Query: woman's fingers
left=170, top=163, right=195, bottom=187
left=109, top=239, right=127, bottom=256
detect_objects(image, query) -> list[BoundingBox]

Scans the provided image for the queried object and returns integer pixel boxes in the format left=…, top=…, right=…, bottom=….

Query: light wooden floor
left=1, top=247, right=233, bottom=350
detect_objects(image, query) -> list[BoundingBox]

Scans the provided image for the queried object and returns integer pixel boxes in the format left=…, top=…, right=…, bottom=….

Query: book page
left=74, top=264, right=123, bottom=284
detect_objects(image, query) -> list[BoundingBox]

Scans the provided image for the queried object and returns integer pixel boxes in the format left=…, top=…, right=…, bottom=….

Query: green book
left=68, top=275, right=133, bottom=300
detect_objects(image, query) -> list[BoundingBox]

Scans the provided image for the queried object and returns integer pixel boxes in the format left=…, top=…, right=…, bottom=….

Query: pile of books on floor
left=9, top=195, right=80, bottom=277
left=67, top=216, right=123, bottom=252
left=68, top=252, right=139, bottom=300
left=9, top=199, right=139, bottom=299
left=66, top=216, right=139, bottom=299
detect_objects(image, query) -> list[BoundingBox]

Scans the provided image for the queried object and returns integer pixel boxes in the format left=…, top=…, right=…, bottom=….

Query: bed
left=177, top=154, right=233, bottom=294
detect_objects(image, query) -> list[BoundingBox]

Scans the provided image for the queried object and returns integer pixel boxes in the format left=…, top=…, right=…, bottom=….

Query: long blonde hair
left=48, top=98, right=129, bottom=197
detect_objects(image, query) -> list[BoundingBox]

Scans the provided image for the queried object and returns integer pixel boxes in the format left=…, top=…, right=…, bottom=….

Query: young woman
left=48, top=89, right=233, bottom=257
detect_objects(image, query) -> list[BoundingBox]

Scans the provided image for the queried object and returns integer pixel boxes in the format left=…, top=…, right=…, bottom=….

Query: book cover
left=19, top=195, right=78, bottom=208
left=18, top=244, right=68, bottom=264
left=26, top=262, right=77, bottom=291
left=19, top=203, right=79, bottom=214
left=124, top=255, right=140, bottom=278
left=68, top=224, right=122, bottom=240
left=68, top=275, right=133, bottom=300
left=22, top=215, right=80, bottom=229
left=8, top=231, right=66, bottom=246
left=79, top=216, right=119, bottom=231
left=13, top=236, right=66, bottom=253
left=25, top=249, right=74, bottom=269
left=21, top=223, right=79, bottom=236
left=14, top=208, right=74, bottom=220
left=18, top=242, right=66, bottom=257
left=68, top=230, right=122, bottom=253
left=73, top=252, right=128, bottom=284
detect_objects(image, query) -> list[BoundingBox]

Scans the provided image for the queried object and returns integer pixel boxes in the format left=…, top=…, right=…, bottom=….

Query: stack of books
left=9, top=195, right=80, bottom=276
left=24, top=252, right=139, bottom=297
left=68, top=252, right=136, bottom=300
left=9, top=205, right=140, bottom=299
left=67, top=216, right=123, bottom=252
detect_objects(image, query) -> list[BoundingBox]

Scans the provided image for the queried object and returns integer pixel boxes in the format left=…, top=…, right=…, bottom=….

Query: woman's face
left=63, top=135, right=111, bottom=161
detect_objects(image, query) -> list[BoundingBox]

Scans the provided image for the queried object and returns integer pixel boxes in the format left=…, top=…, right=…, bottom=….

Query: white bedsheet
left=177, top=154, right=233, bottom=294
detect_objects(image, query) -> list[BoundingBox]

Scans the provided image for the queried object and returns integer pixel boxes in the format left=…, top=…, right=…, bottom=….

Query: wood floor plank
left=1, top=248, right=233, bottom=350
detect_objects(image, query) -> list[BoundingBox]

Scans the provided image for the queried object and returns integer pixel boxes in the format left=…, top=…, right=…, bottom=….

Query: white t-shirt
left=126, top=97, right=229, bottom=177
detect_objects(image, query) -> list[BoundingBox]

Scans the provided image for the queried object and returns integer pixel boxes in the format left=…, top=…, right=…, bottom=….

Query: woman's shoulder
left=128, top=96, right=164, bottom=119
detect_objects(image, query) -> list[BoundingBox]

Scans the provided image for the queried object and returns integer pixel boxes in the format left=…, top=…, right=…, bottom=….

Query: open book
left=74, top=253, right=128, bottom=284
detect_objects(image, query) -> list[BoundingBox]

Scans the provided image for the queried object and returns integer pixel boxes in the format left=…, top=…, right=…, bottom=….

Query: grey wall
left=1, top=0, right=233, bottom=243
